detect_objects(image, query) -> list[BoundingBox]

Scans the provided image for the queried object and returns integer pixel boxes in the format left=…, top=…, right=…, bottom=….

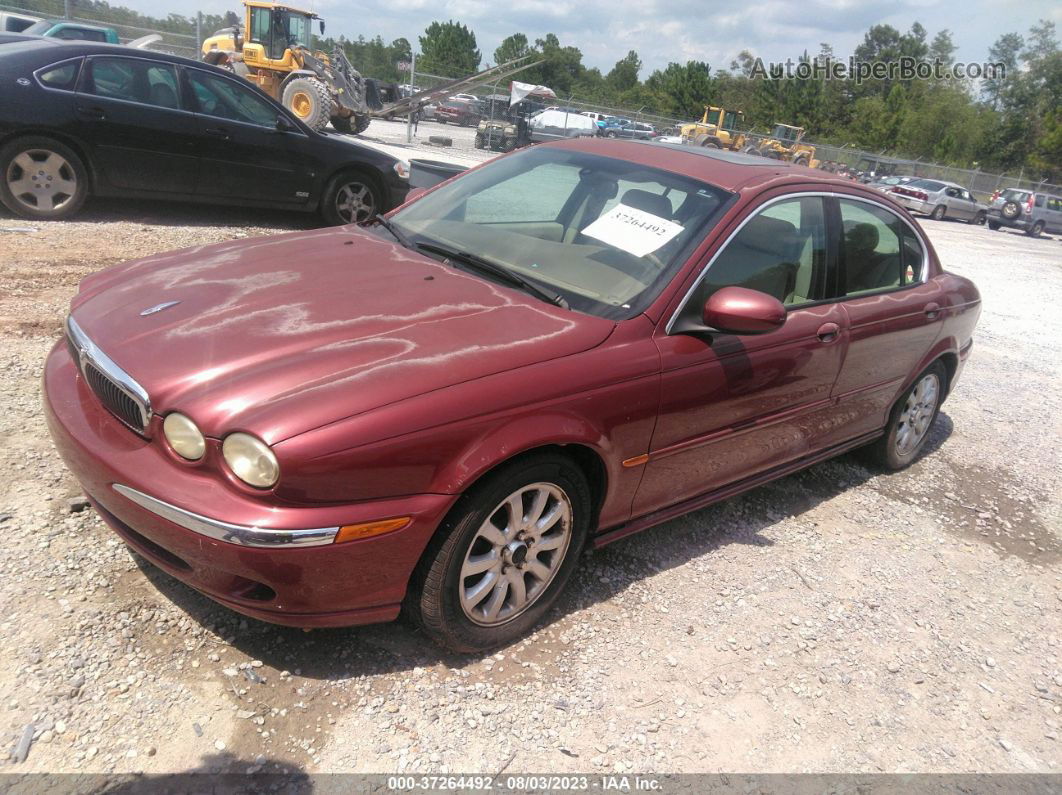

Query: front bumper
left=43, top=340, right=457, bottom=628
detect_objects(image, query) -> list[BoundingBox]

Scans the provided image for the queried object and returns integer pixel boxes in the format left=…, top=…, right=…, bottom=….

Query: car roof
left=0, top=36, right=203, bottom=67
left=549, top=137, right=897, bottom=196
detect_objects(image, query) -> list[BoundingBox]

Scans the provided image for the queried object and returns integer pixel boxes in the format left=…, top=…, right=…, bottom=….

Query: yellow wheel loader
left=679, top=106, right=747, bottom=150
left=202, top=2, right=542, bottom=134
left=748, top=124, right=819, bottom=167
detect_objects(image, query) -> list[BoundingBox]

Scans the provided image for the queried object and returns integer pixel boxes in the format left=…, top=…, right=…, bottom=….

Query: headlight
left=222, top=433, right=279, bottom=488
left=163, top=413, right=205, bottom=461
left=393, top=160, right=410, bottom=180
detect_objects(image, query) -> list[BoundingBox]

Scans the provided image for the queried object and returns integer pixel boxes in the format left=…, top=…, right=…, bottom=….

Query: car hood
left=70, top=226, right=614, bottom=443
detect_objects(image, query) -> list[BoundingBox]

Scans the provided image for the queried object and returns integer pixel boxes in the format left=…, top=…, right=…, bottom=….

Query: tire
left=408, top=452, right=591, bottom=652
left=969, top=211, right=986, bottom=225
left=330, top=115, right=352, bottom=134
left=606, top=131, right=618, bottom=138
left=987, top=220, right=1000, bottom=230
left=862, top=361, right=946, bottom=471
left=502, top=137, right=516, bottom=152
left=320, top=169, right=382, bottom=226
left=931, top=204, right=947, bottom=220
left=1000, top=200, right=1021, bottom=220
left=1027, top=220, right=1045, bottom=237
left=702, top=139, right=721, bottom=149
left=793, top=154, right=809, bottom=166
left=353, top=115, right=371, bottom=134
left=0, top=136, right=88, bottom=220
left=281, top=77, right=332, bottom=132
left=474, top=134, right=484, bottom=149
left=742, top=144, right=759, bottom=154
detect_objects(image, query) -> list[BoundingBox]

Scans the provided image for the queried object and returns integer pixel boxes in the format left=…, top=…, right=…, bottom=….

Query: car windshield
left=907, top=179, right=946, bottom=192
left=281, top=11, right=311, bottom=48
left=391, top=147, right=731, bottom=319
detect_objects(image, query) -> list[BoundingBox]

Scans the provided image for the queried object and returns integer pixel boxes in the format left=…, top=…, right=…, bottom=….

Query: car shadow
left=103, top=751, right=311, bottom=790
left=131, top=413, right=954, bottom=677
left=0, top=198, right=320, bottom=230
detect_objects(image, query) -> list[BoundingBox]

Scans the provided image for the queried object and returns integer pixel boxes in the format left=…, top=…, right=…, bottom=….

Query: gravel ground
left=0, top=200, right=1060, bottom=776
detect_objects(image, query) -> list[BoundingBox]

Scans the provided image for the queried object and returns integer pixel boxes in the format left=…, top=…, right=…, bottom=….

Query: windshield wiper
left=415, top=242, right=569, bottom=309
left=370, top=215, right=413, bottom=249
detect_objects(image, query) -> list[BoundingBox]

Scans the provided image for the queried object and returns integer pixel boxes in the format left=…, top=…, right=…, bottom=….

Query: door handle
left=76, top=105, right=105, bottom=120
left=924, top=302, right=941, bottom=319
left=816, top=322, right=840, bottom=342
left=203, top=127, right=230, bottom=140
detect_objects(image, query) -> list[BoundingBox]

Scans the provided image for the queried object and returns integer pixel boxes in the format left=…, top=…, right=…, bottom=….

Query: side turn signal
left=333, top=517, right=411, bottom=544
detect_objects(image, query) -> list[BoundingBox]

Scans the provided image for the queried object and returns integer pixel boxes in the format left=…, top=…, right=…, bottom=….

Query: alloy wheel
left=5, top=148, right=78, bottom=214
left=895, top=373, right=939, bottom=456
left=458, top=483, right=573, bottom=626
left=334, top=180, right=376, bottom=223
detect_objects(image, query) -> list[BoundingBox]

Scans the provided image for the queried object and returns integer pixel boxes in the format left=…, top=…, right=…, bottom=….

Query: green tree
left=417, top=20, right=481, bottom=77
left=494, top=33, right=531, bottom=65
left=644, top=61, right=714, bottom=118
left=607, top=50, right=642, bottom=93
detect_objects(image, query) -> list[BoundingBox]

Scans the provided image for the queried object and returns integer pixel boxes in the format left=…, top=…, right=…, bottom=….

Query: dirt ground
left=0, top=197, right=1060, bottom=776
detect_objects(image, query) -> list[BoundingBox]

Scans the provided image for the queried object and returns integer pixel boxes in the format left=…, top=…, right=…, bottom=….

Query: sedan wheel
left=321, top=171, right=382, bottom=226
left=409, top=452, right=591, bottom=652
left=459, top=483, right=572, bottom=626
left=862, top=361, right=945, bottom=470
left=0, top=138, right=87, bottom=220
left=931, top=205, right=947, bottom=220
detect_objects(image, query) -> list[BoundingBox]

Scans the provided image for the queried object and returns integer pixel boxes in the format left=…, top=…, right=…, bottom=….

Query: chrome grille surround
left=65, top=315, right=152, bottom=434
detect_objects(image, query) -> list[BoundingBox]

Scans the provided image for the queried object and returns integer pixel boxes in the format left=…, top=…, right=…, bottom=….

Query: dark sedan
left=0, top=38, right=409, bottom=222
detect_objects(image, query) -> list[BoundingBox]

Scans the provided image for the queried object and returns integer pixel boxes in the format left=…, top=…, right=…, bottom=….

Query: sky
left=122, top=0, right=1061, bottom=76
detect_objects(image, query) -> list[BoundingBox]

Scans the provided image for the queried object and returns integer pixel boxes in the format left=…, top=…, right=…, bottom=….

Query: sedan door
left=830, top=196, right=944, bottom=438
left=74, top=55, right=198, bottom=195
left=633, top=195, right=849, bottom=517
left=942, top=186, right=973, bottom=220
left=184, top=66, right=316, bottom=206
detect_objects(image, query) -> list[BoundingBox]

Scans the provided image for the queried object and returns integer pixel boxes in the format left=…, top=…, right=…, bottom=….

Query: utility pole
left=64, top=0, right=71, bottom=19
left=406, top=49, right=416, bottom=143
left=195, top=12, right=202, bottom=53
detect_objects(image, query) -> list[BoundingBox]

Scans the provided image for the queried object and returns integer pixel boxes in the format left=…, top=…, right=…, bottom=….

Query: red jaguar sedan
left=44, top=140, right=981, bottom=652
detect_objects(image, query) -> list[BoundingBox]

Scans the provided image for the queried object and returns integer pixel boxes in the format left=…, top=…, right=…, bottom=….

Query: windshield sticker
left=581, top=204, right=684, bottom=258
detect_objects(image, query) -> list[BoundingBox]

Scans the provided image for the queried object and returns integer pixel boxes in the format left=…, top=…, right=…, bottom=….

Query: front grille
left=65, top=315, right=151, bottom=435
left=83, top=361, right=146, bottom=433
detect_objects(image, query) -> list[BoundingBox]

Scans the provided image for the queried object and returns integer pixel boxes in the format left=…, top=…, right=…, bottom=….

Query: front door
left=185, top=67, right=315, bottom=205
left=830, top=196, right=944, bottom=438
left=633, top=195, right=849, bottom=517
left=75, top=55, right=198, bottom=195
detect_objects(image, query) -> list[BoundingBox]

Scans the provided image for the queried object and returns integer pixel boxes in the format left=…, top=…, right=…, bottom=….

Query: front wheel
left=408, top=453, right=591, bottom=652
left=330, top=115, right=352, bottom=134
left=0, top=136, right=88, bottom=220
left=931, top=204, right=947, bottom=220
left=321, top=170, right=382, bottom=226
left=281, top=77, right=332, bottom=131
left=606, top=131, right=618, bottom=138
left=1027, top=220, right=1045, bottom=237
left=862, top=361, right=945, bottom=471
left=987, top=220, right=1000, bottom=230
left=969, top=210, right=986, bottom=225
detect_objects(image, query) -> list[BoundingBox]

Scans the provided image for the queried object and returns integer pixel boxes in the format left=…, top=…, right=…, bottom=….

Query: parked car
left=1, top=11, right=40, bottom=33
left=21, top=19, right=120, bottom=43
left=0, top=39, right=409, bottom=222
left=598, top=118, right=654, bottom=140
left=44, top=140, right=981, bottom=652
left=888, top=179, right=987, bottom=224
left=434, top=98, right=480, bottom=126
left=527, top=109, right=596, bottom=141
left=986, top=188, right=1062, bottom=237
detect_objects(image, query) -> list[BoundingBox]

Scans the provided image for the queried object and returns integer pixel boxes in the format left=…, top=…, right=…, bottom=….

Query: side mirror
left=275, top=115, right=295, bottom=132
left=701, top=286, right=786, bottom=335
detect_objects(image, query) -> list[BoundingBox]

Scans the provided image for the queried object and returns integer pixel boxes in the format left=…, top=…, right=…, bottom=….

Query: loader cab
left=246, top=3, right=314, bottom=62
left=721, top=110, right=744, bottom=131
left=772, top=124, right=804, bottom=144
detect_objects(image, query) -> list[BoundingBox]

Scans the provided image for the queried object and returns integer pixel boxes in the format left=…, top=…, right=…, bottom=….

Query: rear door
left=185, top=66, right=316, bottom=205
left=1046, top=196, right=1062, bottom=233
left=830, top=196, right=943, bottom=437
left=74, top=55, right=198, bottom=195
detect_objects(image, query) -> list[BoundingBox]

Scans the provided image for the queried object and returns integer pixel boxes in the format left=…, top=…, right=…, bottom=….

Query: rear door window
left=84, top=57, right=181, bottom=109
left=35, top=58, right=82, bottom=91
left=839, top=199, right=923, bottom=295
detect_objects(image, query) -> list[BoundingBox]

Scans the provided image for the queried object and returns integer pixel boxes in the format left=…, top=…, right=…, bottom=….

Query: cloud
left=129, top=0, right=1057, bottom=76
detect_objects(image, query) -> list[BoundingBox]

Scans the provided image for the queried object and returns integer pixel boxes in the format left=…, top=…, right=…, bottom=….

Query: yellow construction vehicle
left=202, top=1, right=540, bottom=134
left=679, top=106, right=747, bottom=150
left=747, top=123, right=819, bottom=167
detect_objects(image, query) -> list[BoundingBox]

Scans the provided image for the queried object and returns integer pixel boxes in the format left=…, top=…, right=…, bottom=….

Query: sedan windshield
left=390, top=147, right=731, bottom=319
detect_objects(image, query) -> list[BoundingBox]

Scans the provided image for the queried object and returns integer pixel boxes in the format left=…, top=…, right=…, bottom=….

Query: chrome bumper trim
left=112, top=484, right=338, bottom=548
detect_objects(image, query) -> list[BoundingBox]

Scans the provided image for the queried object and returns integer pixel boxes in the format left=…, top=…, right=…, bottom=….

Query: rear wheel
left=321, top=169, right=382, bottom=226
left=0, top=136, right=88, bottom=220
left=408, top=453, right=591, bottom=652
left=282, top=77, right=333, bottom=132
left=1027, top=220, right=1045, bottom=237
left=606, top=131, right=618, bottom=138
left=987, top=220, right=1001, bottom=230
left=793, top=153, right=810, bottom=166
left=931, top=204, right=947, bottom=220
left=862, top=361, right=945, bottom=471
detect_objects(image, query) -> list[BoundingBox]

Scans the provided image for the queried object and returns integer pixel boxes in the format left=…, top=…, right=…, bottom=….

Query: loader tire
left=793, top=153, right=810, bottom=166
left=330, top=115, right=353, bottom=134
left=282, top=78, right=332, bottom=132
left=353, top=114, right=371, bottom=134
